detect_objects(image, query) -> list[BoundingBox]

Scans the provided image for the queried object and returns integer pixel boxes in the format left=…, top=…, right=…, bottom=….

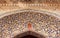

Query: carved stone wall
left=0, top=0, right=60, bottom=38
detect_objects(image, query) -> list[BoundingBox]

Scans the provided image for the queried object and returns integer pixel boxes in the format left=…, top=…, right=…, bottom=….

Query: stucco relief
left=0, top=10, right=60, bottom=38
left=0, top=0, right=60, bottom=38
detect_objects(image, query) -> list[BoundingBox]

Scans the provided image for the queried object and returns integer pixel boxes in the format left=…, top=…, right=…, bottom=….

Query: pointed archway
left=13, top=31, right=46, bottom=38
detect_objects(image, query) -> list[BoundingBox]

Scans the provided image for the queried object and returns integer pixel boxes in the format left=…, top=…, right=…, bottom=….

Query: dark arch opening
left=14, top=31, right=46, bottom=38
left=21, top=35, right=37, bottom=38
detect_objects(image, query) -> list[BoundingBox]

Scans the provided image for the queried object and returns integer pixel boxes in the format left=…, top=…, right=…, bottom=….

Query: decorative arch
left=0, top=9, right=60, bottom=38
left=13, top=31, right=46, bottom=38
left=0, top=9, right=60, bottom=19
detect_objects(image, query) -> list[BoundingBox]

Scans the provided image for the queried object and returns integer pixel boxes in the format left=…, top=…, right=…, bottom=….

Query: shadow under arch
left=13, top=31, right=46, bottom=38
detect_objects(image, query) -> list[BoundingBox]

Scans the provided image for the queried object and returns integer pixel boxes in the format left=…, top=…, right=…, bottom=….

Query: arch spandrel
left=0, top=10, right=60, bottom=38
